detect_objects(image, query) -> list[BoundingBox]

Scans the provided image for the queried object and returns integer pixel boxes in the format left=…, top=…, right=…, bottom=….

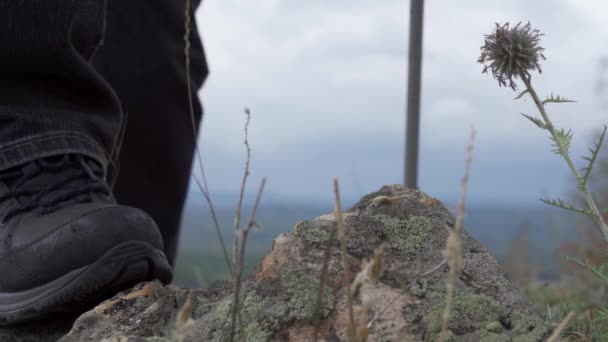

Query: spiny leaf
left=577, top=125, right=607, bottom=191
left=540, top=197, right=593, bottom=216
left=542, top=92, right=577, bottom=105
left=598, top=307, right=608, bottom=322
left=568, top=257, right=608, bottom=282
left=514, top=89, right=529, bottom=100
left=549, top=128, right=573, bottom=155
left=521, top=113, right=547, bottom=129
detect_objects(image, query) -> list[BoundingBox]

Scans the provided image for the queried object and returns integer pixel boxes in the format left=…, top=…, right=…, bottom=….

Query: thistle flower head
left=478, top=22, right=546, bottom=90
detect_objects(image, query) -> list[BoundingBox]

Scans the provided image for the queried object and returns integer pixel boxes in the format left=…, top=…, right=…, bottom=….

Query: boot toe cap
left=1, top=205, right=165, bottom=291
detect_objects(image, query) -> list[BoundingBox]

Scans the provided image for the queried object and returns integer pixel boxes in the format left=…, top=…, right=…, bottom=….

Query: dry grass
left=329, top=179, right=390, bottom=342
left=439, top=126, right=476, bottom=342
left=183, top=0, right=232, bottom=273
left=334, top=179, right=357, bottom=341
left=183, top=3, right=266, bottom=341
left=228, top=108, right=253, bottom=342
left=230, top=178, right=266, bottom=342
left=547, top=311, right=576, bottom=342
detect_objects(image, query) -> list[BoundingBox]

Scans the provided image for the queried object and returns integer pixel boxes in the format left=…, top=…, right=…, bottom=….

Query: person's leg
left=0, top=1, right=174, bottom=324
left=92, top=0, right=208, bottom=266
left=0, top=0, right=119, bottom=166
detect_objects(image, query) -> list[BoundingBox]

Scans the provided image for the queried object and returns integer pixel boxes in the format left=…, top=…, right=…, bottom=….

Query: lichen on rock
left=298, top=224, right=332, bottom=246
left=379, top=215, right=433, bottom=252
left=280, top=268, right=334, bottom=320
left=423, top=293, right=548, bottom=341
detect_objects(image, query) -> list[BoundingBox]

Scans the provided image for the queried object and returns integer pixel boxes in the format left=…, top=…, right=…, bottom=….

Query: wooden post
left=404, top=0, right=425, bottom=189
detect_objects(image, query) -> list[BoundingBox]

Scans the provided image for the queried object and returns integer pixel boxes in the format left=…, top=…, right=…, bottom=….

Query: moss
left=301, top=227, right=331, bottom=245
left=281, top=268, right=334, bottom=320
left=379, top=215, right=433, bottom=251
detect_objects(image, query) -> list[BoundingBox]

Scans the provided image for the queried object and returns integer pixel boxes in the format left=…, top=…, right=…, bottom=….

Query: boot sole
left=0, top=241, right=172, bottom=325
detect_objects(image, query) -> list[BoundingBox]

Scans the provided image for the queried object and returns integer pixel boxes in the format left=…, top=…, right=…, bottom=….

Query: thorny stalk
left=439, top=127, right=476, bottom=342
left=184, top=0, right=232, bottom=272
left=334, top=179, right=356, bottom=341
left=520, top=73, right=608, bottom=240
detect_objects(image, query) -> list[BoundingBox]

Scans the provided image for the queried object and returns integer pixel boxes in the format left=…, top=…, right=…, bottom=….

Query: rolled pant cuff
left=0, top=133, right=108, bottom=172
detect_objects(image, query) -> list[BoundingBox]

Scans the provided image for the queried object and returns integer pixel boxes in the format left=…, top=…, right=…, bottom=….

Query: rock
left=1, top=185, right=551, bottom=341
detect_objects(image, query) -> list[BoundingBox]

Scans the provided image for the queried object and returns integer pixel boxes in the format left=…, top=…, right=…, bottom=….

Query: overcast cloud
left=187, top=0, right=608, bottom=206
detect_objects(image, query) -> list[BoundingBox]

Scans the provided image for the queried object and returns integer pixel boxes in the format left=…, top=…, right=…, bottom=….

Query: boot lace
left=0, top=155, right=111, bottom=225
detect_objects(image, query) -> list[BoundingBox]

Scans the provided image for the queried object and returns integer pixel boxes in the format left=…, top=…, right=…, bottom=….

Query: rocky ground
left=0, top=185, right=550, bottom=341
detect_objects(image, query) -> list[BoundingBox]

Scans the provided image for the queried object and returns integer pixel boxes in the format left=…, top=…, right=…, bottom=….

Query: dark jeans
left=0, top=0, right=208, bottom=265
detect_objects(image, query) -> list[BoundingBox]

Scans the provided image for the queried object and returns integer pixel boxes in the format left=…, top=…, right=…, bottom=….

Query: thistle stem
left=520, top=73, right=608, bottom=241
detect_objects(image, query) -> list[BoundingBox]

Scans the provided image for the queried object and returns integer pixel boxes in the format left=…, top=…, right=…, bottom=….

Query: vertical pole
left=405, top=0, right=425, bottom=189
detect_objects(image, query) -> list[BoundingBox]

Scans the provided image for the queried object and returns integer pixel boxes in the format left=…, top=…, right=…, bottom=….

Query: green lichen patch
left=486, top=321, right=503, bottom=333
left=280, top=269, right=334, bottom=320
left=242, top=291, right=288, bottom=332
left=243, top=292, right=266, bottom=318
left=209, top=298, right=233, bottom=341
left=301, top=227, right=331, bottom=245
left=379, top=215, right=433, bottom=252
left=244, top=322, right=273, bottom=342
left=478, top=333, right=511, bottom=342
left=508, top=312, right=548, bottom=342
left=409, top=279, right=429, bottom=298
left=424, top=294, right=504, bottom=341
left=423, top=293, right=547, bottom=341
left=214, top=298, right=232, bottom=324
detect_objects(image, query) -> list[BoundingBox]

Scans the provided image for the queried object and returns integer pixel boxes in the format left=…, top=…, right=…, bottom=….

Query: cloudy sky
left=187, top=0, right=608, bottom=207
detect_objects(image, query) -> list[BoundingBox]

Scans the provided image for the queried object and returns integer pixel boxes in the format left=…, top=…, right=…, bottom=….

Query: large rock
left=1, top=185, right=550, bottom=341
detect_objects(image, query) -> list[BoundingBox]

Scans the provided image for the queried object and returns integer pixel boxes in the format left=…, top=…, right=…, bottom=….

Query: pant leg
left=92, top=0, right=208, bottom=266
left=0, top=0, right=119, bottom=170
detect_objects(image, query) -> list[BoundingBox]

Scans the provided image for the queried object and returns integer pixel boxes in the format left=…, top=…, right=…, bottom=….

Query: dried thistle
left=478, top=22, right=546, bottom=90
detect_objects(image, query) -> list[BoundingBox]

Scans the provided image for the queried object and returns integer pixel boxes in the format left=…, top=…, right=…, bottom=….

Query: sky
left=186, top=0, right=608, bottom=207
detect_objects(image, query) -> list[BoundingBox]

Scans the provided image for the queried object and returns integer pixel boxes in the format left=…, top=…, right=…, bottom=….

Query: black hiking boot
left=0, top=154, right=172, bottom=325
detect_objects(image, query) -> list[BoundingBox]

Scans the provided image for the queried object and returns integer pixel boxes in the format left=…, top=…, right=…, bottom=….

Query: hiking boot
left=0, top=154, right=172, bottom=325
